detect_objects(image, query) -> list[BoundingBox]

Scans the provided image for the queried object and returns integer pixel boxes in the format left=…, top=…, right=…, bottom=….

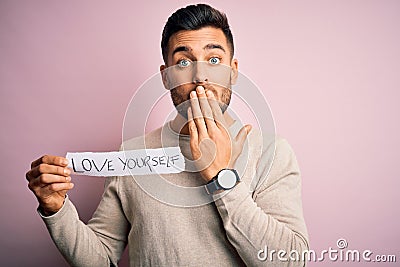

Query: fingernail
left=64, top=168, right=71, bottom=175
left=197, top=86, right=204, bottom=93
left=246, top=125, right=252, bottom=133
left=62, top=159, right=69, bottom=165
left=206, top=90, right=213, bottom=97
left=190, top=91, right=197, bottom=98
left=66, top=176, right=71, bottom=182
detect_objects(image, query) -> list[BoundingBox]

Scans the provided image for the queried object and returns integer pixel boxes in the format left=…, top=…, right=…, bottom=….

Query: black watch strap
left=205, top=178, right=219, bottom=195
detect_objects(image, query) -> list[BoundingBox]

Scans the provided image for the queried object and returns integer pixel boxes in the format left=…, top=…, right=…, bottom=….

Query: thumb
left=235, top=124, right=252, bottom=148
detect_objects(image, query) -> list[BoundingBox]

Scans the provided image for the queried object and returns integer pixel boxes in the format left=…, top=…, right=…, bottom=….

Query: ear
left=160, top=64, right=169, bottom=90
left=230, top=58, right=239, bottom=85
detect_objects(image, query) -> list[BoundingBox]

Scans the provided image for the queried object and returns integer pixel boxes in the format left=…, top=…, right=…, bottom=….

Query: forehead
left=168, top=27, right=228, bottom=54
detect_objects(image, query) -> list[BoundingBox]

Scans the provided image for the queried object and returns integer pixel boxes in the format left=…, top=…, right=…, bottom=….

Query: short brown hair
left=161, top=4, right=234, bottom=63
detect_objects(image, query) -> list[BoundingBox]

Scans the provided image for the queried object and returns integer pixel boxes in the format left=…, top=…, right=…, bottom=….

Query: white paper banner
left=66, top=147, right=185, bottom=176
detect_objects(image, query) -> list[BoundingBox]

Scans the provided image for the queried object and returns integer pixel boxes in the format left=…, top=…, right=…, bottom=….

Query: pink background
left=1, top=0, right=399, bottom=266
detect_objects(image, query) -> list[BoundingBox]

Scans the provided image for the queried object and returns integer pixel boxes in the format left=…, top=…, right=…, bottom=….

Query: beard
left=170, top=84, right=232, bottom=119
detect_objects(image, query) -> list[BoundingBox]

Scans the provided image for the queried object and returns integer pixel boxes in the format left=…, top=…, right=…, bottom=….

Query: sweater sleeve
left=39, top=176, right=130, bottom=267
left=213, top=137, right=309, bottom=267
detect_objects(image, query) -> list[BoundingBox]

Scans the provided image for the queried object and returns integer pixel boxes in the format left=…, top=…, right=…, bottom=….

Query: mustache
left=172, top=84, right=227, bottom=120
left=187, top=84, right=218, bottom=99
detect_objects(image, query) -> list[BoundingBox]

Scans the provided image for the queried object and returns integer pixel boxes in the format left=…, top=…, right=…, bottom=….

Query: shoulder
left=272, top=136, right=299, bottom=171
left=254, top=135, right=301, bottom=192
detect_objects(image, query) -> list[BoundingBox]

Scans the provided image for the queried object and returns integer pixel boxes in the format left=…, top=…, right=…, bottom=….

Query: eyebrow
left=172, top=46, right=191, bottom=56
left=172, top=43, right=226, bottom=57
left=204, top=43, right=226, bottom=53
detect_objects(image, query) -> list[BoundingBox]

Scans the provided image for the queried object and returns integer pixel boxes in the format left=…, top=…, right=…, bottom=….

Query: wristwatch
left=205, top=168, right=240, bottom=195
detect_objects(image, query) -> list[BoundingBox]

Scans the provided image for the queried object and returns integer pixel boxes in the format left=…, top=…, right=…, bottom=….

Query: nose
left=192, top=62, right=208, bottom=83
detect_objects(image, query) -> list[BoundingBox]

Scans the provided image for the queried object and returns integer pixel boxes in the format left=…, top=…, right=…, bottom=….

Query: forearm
left=39, top=197, right=111, bottom=267
left=214, top=182, right=308, bottom=267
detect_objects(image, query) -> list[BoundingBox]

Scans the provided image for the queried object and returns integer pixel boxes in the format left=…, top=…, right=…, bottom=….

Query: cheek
left=166, top=68, right=194, bottom=89
left=173, top=84, right=194, bottom=99
left=209, top=85, right=226, bottom=98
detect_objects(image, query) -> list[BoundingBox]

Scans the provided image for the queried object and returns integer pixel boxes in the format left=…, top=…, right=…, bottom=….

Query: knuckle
left=55, top=157, right=64, bottom=166
left=42, top=155, right=49, bottom=163
left=48, top=183, right=57, bottom=191
left=25, top=171, right=31, bottom=181
left=189, top=124, right=197, bottom=133
left=204, top=112, right=213, bottom=119
left=38, top=164, right=46, bottom=174
left=57, top=166, right=64, bottom=175
left=39, top=174, right=48, bottom=184
left=30, top=184, right=41, bottom=196
left=27, top=181, right=34, bottom=191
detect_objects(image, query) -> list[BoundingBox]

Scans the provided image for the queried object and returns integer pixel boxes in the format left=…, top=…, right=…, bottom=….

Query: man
left=26, top=4, right=308, bottom=266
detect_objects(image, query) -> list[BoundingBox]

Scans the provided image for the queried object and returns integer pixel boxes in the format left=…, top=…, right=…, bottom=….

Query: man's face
left=161, top=26, right=238, bottom=118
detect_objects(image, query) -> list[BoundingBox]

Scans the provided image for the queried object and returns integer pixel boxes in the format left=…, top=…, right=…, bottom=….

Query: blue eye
left=178, top=59, right=191, bottom=68
left=209, top=57, right=220, bottom=65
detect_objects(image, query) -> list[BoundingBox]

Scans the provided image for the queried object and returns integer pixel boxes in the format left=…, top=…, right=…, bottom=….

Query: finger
left=196, top=86, right=218, bottom=132
left=235, top=124, right=252, bottom=149
left=206, top=90, right=226, bottom=129
left=187, top=107, right=199, bottom=148
left=40, top=182, right=75, bottom=198
left=30, top=173, right=72, bottom=188
left=27, top=163, right=71, bottom=181
left=31, top=155, right=68, bottom=169
left=190, top=90, right=207, bottom=137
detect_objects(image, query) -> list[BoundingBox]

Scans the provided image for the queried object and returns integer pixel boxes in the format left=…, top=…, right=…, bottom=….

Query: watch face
left=218, top=169, right=237, bottom=189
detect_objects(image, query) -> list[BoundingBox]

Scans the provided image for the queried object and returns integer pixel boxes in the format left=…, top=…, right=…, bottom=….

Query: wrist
left=39, top=206, right=58, bottom=216
left=205, top=168, right=240, bottom=195
left=39, top=197, right=66, bottom=216
left=201, top=168, right=221, bottom=182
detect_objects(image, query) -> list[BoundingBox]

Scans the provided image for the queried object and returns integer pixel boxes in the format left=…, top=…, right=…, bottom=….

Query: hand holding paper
left=25, top=147, right=185, bottom=216
left=25, top=155, right=73, bottom=216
